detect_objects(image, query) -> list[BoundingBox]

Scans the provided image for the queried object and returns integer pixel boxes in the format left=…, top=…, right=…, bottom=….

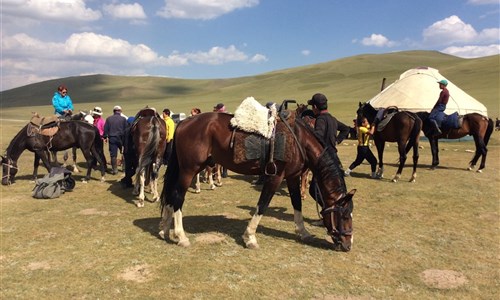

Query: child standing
left=345, top=117, right=377, bottom=178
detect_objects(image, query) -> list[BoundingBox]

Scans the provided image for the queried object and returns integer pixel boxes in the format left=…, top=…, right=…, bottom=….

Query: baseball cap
left=307, top=93, right=328, bottom=106
left=113, top=105, right=122, bottom=111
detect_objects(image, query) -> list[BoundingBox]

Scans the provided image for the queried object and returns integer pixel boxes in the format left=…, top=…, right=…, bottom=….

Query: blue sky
left=1, top=0, right=499, bottom=91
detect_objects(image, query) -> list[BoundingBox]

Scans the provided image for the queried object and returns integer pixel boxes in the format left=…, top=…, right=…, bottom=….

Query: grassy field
left=1, top=118, right=499, bottom=299
left=1, top=50, right=499, bottom=299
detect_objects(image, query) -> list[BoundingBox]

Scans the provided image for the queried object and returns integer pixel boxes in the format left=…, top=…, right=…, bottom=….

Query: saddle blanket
left=230, top=97, right=277, bottom=138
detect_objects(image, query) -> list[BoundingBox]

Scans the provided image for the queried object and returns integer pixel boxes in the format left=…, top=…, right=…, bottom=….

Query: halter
left=2, top=159, right=18, bottom=184
left=320, top=198, right=353, bottom=238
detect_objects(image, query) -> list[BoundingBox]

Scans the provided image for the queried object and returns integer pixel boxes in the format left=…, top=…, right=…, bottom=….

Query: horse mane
left=5, top=124, right=29, bottom=157
left=315, top=148, right=347, bottom=194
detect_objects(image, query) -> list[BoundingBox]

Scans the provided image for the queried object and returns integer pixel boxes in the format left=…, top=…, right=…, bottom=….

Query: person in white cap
left=104, top=106, right=128, bottom=174
left=91, top=106, right=105, bottom=138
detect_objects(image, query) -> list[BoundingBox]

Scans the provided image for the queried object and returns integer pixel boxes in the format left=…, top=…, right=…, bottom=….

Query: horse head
left=1, top=155, right=18, bottom=185
left=320, top=189, right=356, bottom=252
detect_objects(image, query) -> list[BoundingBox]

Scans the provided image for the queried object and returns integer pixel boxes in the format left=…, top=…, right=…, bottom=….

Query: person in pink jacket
left=92, top=106, right=105, bottom=138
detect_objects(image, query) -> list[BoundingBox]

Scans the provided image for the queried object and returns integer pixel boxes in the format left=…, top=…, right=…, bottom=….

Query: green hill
left=1, top=50, right=498, bottom=121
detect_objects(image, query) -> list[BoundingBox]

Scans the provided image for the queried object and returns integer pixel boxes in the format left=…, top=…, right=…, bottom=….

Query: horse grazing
left=1, top=120, right=106, bottom=185
left=159, top=110, right=356, bottom=251
left=357, top=102, right=422, bottom=182
left=50, top=111, right=94, bottom=173
left=130, top=108, right=166, bottom=207
left=415, top=112, right=494, bottom=172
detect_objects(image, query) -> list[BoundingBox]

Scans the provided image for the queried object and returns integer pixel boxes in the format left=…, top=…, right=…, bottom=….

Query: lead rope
left=313, top=180, right=324, bottom=220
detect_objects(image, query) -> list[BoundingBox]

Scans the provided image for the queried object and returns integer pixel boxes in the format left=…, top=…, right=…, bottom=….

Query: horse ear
left=346, top=189, right=356, bottom=198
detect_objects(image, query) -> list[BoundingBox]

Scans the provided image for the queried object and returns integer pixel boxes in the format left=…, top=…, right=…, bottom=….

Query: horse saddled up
left=130, top=108, right=166, bottom=207
left=416, top=111, right=494, bottom=172
left=357, top=102, right=422, bottom=182
left=1, top=120, right=106, bottom=185
left=160, top=107, right=356, bottom=252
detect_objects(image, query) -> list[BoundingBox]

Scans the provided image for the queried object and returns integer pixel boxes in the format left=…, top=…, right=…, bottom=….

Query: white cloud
left=422, top=15, right=499, bottom=46
left=1, top=0, right=101, bottom=22
left=441, top=44, right=500, bottom=58
left=467, top=0, right=499, bottom=5
left=0, top=32, right=263, bottom=90
left=157, top=0, right=259, bottom=20
left=249, top=54, right=268, bottom=63
left=182, top=45, right=248, bottom=64
left=103, top=3, right=147, bottom=20
left=361, top=34, right=397, bottom=47
left=301, top=50, right=311, bottom=56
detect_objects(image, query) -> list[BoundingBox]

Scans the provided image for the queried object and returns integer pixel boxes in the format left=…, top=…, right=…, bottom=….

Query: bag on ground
left=32, top=167, right=75, bottom=199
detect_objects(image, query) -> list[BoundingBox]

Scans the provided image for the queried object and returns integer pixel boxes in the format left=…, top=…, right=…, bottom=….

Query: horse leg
left=214, top=164, right=222, bottom=187
left=150, top=164, right=160, bottom=202
left=242, top=174, right=283, bottom=249
left=71, top=147, right=80, bottom=173
left=375, top=140, right=385, bottom=178
left=392, top=141, right=407, bottom=182
left=33, top=152, right=42, bottom=180
left=90, top=144, right=106, bottom=182
left=194, top=173, right=201, bottom=193
left=429, top=138, right=439, bottom=170
left=207, top=166, right=216, bottom=190
left=409, top=141, right=419, bottom=183
left=469, top=135, right=486, bottom=172
left=300, top=169, right=310, bottom=200
left=286, top=176, right=312, bottom=241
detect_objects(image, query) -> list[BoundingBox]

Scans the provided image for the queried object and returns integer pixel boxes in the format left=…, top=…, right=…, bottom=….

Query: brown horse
left=130, top=108, right=166, bottom=207
left=159, top=110, right=356, bottom=251
left=357, top=102, right=422, bottom=182
left=415, top=112, right=494, bottom=172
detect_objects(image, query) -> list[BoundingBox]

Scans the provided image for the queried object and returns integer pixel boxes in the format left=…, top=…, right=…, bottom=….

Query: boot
left=430, top=119, right=442, bottom=135
left=111, top=157, right=118, bottom=175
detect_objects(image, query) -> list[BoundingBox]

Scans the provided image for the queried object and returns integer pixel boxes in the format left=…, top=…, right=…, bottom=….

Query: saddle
left=131, top=107, right=160, bottom=132
left=230, top=97, right=278, bottom=139
left=377, top=106, right=399, bottom=132
left=29, top=114, right=60, bottom=136
left=232, top=111, right=297, bottom=174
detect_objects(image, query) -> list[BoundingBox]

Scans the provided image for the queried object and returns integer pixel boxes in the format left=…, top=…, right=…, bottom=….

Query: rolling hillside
left=1, top=50, right=498, bottom=121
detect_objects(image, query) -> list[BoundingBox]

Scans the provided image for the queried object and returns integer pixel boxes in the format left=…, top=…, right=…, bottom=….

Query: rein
left=2, top=160, right=18, bottom=183
left=278, top=111, right=306, bottom=162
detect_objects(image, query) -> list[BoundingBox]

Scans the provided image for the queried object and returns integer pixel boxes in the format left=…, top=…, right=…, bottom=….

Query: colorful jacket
left=52, top=92, right=74, bottom=115
left=163, top=116, right=175, bottom=142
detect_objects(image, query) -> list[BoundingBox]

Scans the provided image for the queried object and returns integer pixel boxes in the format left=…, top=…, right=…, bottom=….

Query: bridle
left=313, top=177, right=353, bottom=243
left=2, top=158, right=18, bottom=185
left=321, top=197, right=353, bottom=239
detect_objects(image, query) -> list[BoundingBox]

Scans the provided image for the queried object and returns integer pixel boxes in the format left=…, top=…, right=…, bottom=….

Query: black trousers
left=348, top=146, right=377, bottom=172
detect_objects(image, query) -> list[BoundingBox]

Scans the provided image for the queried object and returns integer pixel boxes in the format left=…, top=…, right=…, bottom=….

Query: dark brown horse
left=1, top=121, right=106, bottom=185
left=130, top=108, right=166, bottom=207
left=415, top=112, right=494, bottom=172
left=357, top=102, right=422, bottom=182
left=159, top=110, right=356, bottom=251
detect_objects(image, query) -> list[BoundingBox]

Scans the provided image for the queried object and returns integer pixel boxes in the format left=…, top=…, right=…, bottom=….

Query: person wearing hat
left=428, top=79, right=450, bottom=135
left=306, top=93, right=350, bottom=217
left=52, top=84, right=74, bottom=118
left=104, top=105, right=128, bottom=174
left=91, top=106, right=105, bottom=138
left=162, top=108, right=175, bottom=165
left=213, top=103, right=226, bottom=113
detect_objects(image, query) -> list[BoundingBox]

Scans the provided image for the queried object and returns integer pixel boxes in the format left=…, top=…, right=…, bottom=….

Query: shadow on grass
left=133, top=214, right=334, bottom=250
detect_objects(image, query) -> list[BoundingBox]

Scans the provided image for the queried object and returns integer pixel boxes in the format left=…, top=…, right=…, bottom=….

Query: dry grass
left=1, top=117, right=499, bottom=299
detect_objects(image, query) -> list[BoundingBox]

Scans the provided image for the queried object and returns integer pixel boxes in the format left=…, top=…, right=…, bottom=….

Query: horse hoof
left=136, top=202, right=144, bottom=208
left=392, top=178, right=398, bottom=183
left=476, top=169, right=483, bottom=173
left=195, top=189, right=201, bottom=194
left=81, top=179, right=88, bottom=184
left=178, top=239, right=191, bottom=247
left=209, top=185, right=216, bottom=190
left=215, top=183, right=222, bottom=187
left=246, top=241, right=260, bottom=249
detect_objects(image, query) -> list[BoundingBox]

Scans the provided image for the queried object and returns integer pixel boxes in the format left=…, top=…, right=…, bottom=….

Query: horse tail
left=160, top=135, right=179, bottom=212
left=405, top=113, right=422, bottom=153
left=484, top=118, right=494, bottom=146
left=92, top=127, right=107, bottom=167
left=138, top=117, right=161, bottom=174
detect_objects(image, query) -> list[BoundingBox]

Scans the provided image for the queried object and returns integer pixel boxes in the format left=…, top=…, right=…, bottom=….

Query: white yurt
left=368, top=66, right=488, bottom=117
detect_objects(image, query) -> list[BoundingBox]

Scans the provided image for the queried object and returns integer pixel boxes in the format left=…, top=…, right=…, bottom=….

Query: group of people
left=51, top=78, right=450, bottom=192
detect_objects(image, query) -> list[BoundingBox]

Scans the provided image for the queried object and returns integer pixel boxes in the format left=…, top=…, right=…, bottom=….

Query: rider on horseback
left=428, top=79, right=450, bottom=136
left=51, top=85, right=74, bottom=118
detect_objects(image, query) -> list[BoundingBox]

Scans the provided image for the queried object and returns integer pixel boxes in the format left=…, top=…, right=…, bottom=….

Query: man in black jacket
left=307, top=93, right=349, bottom=221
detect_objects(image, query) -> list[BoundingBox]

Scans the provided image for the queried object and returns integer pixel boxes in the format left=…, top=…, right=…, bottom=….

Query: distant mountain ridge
left=1, top=50, right=498, bottom=119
